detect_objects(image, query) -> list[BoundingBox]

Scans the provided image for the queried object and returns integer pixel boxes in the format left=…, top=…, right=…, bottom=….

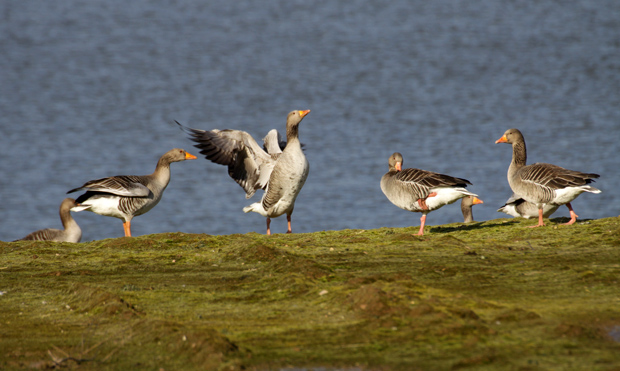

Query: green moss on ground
left=1, top=217, right=620, bottom=370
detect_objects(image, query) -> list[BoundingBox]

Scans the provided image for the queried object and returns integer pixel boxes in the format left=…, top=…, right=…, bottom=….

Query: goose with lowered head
left=461, top=195, right=484, bottom=223
left=16, top=198, right=82, bottom=243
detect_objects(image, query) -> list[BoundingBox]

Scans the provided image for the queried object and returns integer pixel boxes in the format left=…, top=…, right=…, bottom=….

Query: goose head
left=387, top=152, right=403, bottom=172
left=161, top=148, right=197, bottom=164
left=495, top=128, right=524, bottom=144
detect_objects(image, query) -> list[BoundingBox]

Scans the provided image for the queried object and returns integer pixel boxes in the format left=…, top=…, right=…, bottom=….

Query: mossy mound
left=2, top=217, right=620, bottom=370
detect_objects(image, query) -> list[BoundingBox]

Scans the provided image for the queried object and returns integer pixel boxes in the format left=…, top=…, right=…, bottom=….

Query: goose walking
left=67, top=149, right=197, bottom=237
left=461, top=195, right=484, bottom=223
left=177, top=110, right=310, bottom=235
left=495, top=128, right=600, bottom=227
left=380, top=152, right=478, bottom=236
left=16, top=198, right=82, bottom=242
left=497, top=193, right=559, bottom=219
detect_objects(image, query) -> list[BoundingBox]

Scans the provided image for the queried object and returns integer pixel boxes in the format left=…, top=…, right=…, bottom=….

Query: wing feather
left=176, top=121, right=275, bottom=198
left=68, top=175, right=150, bottom=197
left=395, top=168, right=471, bottom=198
left=17, top=228, right=62, bottom=241
left=520, top=163, right=600, bottom=190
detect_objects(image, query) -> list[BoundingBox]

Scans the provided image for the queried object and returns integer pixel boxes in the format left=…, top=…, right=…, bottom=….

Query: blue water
left=1, top=0, right=619, bottom=241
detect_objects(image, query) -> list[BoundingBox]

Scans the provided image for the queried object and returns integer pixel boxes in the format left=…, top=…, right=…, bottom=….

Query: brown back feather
left=521, top=163, right=599, bottom=189
left=394, top=168, right=471, bottom=200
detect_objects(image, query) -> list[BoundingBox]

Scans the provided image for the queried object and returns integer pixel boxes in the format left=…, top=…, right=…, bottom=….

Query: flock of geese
left=14, top=111, right=601, bottom=242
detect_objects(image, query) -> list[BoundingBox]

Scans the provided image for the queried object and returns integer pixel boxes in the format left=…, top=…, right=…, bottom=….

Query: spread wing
left=262, top=129, right=306, bottom=158
left=262, top=129, right=283, bottom=158
left=176, top=121, right=275, bottom=198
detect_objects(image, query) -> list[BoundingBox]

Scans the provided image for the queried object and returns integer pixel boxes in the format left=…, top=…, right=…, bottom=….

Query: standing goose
left=16, top=198, right=82, bottom=243
left=177, top=110, right=310, bottom=235
left=67, top=149, right=197, bottom=237
left=495, top=128, right=600, bottom=227
left=381, top=152, right=478, bottom=236
left=497, top=193, right=559, bottom=219
left=461, top=195, right=484, bottom=223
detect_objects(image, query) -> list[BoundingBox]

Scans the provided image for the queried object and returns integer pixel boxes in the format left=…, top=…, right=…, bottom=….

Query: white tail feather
left=71, top=205, right=92, bottom=212
left=243, top=202, right=268, bottom=216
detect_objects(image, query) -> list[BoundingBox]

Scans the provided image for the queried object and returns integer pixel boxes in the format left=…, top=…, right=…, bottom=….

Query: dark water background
left=1, top=0, right=619, bottom=241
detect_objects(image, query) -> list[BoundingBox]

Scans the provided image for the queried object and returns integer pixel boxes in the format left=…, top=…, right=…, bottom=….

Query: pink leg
left=563, top=203, right=578, bottom=225
left=123, top=220, right=132, bottom=237
left=286, top=214, right=292, bottom=234
left=527, top=208, right=545, bottom=228
left=415, top=214, right=427, bottom=236
left=416, top=192, right=438, bottom=211
left=417, top=199, right=428, bottom=210
left=266, top=218, right=272, bottom=236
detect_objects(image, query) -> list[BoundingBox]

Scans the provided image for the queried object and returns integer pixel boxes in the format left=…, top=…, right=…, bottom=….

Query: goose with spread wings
left=176, top=110, right=310, bottom=235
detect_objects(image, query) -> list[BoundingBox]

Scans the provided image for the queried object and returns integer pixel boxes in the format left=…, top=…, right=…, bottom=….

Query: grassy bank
left=2, top=216, right=620, bottom=370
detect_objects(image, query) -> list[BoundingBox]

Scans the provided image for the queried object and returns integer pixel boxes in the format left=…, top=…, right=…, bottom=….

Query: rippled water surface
left=1, top=0, right=619, bottom=241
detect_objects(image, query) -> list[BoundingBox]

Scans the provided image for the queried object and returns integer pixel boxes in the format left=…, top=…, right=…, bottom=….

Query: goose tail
left=243, top=202, right=268, bottom=217
left=71, top=204, right=92, bottom=212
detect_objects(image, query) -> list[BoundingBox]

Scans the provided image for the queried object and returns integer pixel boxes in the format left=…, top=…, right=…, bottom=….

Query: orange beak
left=472, top=197, right=484, bottom=205
left=495, top=135, right=507, bottom=144
left=299, top=110, right=311, bottom=118
left=395, top=162, right=402, bottom=171
left=185, top=152, right=197, bottom=160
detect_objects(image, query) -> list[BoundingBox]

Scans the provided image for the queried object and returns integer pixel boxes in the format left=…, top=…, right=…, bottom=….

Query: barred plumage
left=20, top=229, right=61, bottom=241
left=496, top=128, right=601, bottom=227
left=68, top=175, right=151, bottom=197
left=380, top=152, right=477, bottom=236
left=117, top=195, right=151, bottom=216
left=68, top=149, right=196, bottom=237
left=394, top=168, right=471, bottom=200
left=16, top=198, right=82, bottom=243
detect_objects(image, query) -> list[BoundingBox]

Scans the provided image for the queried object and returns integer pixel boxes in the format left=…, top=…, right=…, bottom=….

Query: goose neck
left=511, top=140, right=527, bottom=168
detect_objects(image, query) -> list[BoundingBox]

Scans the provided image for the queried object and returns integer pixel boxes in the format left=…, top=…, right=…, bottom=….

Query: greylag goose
left=177, top=110, right=311, bottom=235
left=16, top=198, right=82, bottom=242
left=497, top=193, right=559, bottom=219
left=495, top=128, right=600, bottom=227
left=461, top=195, right=484, bottom=223
left=67, top=149, right=197, bottom=237
left=380, top=152, right=478, bottom=236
